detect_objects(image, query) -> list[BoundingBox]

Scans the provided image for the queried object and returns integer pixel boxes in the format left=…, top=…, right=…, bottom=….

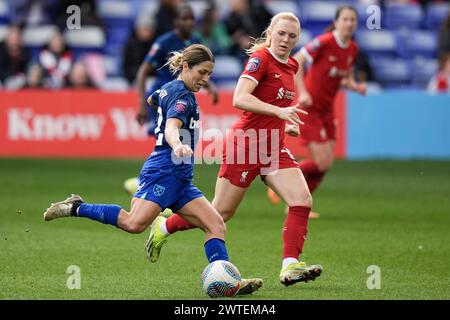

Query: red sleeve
left=240, top=50, right=268, bottom=84
left=300, top=33, right=330, bottom=63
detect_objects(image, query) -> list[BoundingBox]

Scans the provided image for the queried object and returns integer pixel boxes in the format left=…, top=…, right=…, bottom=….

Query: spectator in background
left=153, top=0, right=182, bottom=39
left=11, top=0, right=55, bottom=27
left=25, top=63, right=43, bottom=88
left=0, top=25, right=30, bottom=90
left=194, top=5, right=232, bottom=55
left=66, top=61, right=96, bottom=89
left=427, top=52, right=450, bottom=93
left=438, top=12, right=450, bottom=57
left=123, top=15, right=156, bottom=84
left=38, top=30, right=73, bottom=89
left=225, top=0, right=272, bottom=60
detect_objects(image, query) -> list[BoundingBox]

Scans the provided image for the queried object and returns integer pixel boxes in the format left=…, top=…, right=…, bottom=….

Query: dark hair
left=175, top=2, right=194, bottom=19
left=325, top=5, right=358, bottom=32
left=166, top=44, right=215, bottom=74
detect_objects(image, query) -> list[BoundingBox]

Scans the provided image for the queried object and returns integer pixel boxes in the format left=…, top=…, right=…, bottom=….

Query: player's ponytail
left=247, top=12, right=300, bottom=55
left=166, top=44, right=215, bottom=74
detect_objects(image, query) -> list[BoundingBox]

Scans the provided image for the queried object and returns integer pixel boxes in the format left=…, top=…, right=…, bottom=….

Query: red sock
left=307, top=171, right=326, bottom=193
left=165, top=214, right=195, bottom=234
left=282, top=206, right=310, bottom=259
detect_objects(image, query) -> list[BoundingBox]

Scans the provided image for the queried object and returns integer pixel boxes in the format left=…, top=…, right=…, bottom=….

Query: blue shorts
left=134, top=169, right=203, bottom=212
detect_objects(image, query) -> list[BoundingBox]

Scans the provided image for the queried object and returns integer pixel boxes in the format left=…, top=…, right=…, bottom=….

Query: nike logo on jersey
left=328, top=55, right=337, bottom=62
left=275, top=73, right=281, bottom=78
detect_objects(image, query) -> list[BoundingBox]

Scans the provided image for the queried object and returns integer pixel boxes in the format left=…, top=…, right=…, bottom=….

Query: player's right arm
left=136, top=62, right=155, bottom=125
left=233, top=77, right=306, bottom=126
left=165, top=118, right=193, bottom=158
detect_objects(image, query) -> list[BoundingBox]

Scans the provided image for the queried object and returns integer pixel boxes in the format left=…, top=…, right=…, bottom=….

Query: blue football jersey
left=141, top=80, right=200, bottom=180
left=144, top=31, right=199, bottom=93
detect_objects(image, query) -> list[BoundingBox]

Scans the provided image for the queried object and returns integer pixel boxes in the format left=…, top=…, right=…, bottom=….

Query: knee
left=285, top=190, right=312, bottom=209
left=205, top=216, right=227, bottom=238
left=219, top=208, right=235, bottom=222
left=121, top=219, right=147, bottom=234
left=315, top=154, right=333, bottom=171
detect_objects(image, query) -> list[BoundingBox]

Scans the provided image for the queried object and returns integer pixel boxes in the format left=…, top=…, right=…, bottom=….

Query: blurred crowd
left=0, top=0, right=449, bottom=93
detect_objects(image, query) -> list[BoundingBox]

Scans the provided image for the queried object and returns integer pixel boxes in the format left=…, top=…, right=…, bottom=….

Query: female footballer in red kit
left=267, top=6, right=367, bottom=218
left=147, top=12, right=323, bottom=287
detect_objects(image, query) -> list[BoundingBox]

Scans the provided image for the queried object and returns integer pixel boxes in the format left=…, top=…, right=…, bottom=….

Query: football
left=201, top=260, right=241, bottom=298
left=123, top=177, right=139, bottom=196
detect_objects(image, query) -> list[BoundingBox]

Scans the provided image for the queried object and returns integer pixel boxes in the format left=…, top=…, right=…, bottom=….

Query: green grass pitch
left=1, top=158, right=449, bottom=299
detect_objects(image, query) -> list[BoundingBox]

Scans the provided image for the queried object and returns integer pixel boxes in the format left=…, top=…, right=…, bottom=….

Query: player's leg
left=177, top=195, right=263, bottom=295
left=43, top=194, right=161, bottom=234
left=265, top=168, right=323, bottom=286
left=146, top=177, right=248, bottom=263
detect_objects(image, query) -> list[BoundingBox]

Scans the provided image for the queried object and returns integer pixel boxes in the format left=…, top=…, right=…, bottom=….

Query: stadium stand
left=0, top=0, right=447, bottom=90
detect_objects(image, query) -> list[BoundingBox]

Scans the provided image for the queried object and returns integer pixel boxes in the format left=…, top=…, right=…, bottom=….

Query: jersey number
left=154, top=107, right=163, bottom=146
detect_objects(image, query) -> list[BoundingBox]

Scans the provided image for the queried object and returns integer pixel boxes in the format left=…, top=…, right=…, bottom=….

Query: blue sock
left=77, top=203, right=121, bottom=226
left=204, top=238, right=229, bottom=262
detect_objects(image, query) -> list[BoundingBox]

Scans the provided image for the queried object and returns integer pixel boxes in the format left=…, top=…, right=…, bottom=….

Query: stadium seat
left=370, top=57, right=412, bottom=87
left=384, top=3, right=424, bottom=30
left=425, top=2, right=450, bottom=30
left=210, top=55, right=242, bottom=83
left=99, top=77, right=129, bottom=91
left=103, top=55, right=123, bottom=77
left=395, top=30, right=437, bottom=59
left=189, top=0, right=210, bottom=21
left=294, top=28, right=313, bottom=53
left=298, top=1, right=340, bottom=31
left=64, top=26, right=106, bottom=59
left=265, top=0, right=299, bottom=16
left=0, top=24, right=7, bottom=42
left=409, top=57, right=438, bottom=88
left=98, top=0, right=134, bottom=46
left=22, top=25, right=58, bottom=61
left=355, top=30, right=396, bottom=58
left=0, top=0, right=9, bottom=24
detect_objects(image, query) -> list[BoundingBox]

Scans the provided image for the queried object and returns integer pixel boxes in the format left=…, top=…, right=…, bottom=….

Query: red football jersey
left=301, top=31, right=358, bottom=112
left=232, top=48, right=299, bottom=147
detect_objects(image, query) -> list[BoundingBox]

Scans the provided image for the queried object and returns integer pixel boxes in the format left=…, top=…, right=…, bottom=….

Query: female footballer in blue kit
left=43, top=44, right=261, bottom=295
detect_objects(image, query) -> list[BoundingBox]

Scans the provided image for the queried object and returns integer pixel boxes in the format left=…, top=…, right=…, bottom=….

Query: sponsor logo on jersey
left=148, top=43, right=160, bottom=57
left=246, top=57, right=261, bottom=72
left=276, top=87, right=296, bottom=100
left=329, top=66, right=349, bottom=78
left=189, top=118, right=200, bottom=129
left=175, top=100, right=187, bottom=113
left=153, top=184, right=165, bottom=196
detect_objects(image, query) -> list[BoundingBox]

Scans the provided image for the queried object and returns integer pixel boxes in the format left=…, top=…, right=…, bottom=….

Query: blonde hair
left=166, top=44, right=214, bottom=75
left=246, top=12, right=301, bottom=55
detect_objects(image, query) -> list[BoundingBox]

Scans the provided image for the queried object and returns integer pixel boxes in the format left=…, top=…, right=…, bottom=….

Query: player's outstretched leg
left=145, top=216, right=169, bottom=263
left=279, top=262, right=323, bottom=286
left=236, top=278, right=264, bottom=295
left=43, top=194, right=83, bottom=221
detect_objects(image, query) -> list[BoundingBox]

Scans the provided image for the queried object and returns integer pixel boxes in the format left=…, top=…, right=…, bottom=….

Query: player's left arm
left=341, top=68, right=367, bottom=95
left=165, top=118, right=193, bottom=158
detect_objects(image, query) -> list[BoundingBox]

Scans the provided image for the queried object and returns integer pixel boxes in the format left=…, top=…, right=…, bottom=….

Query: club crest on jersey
left=246, top=57, right=261, bottom=72
left=153, top=184, right=165, bottom=197
left=175, top=100, right=187, bottom=113
left=149, top=43, right=160, bottom=57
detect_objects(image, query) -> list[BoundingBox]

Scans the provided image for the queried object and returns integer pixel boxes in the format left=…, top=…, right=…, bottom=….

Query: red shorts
left=218, top=145, right=299, bottom=188
left=299, top=108, right=336, bottom=145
